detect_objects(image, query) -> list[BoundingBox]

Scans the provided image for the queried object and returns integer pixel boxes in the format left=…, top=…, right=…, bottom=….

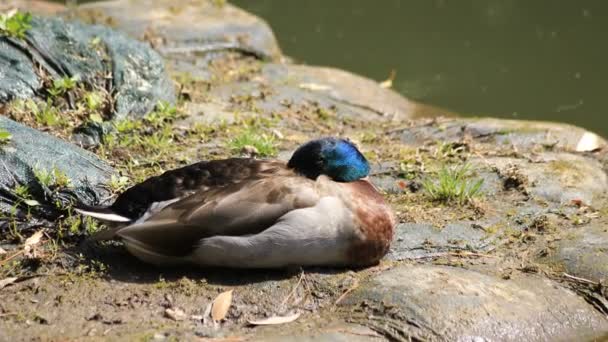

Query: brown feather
left=113, top=176, right=321, bottom=257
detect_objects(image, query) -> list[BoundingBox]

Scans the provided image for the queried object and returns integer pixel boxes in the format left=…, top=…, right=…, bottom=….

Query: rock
left=388, top=222, right=496, bottom=260
left=192, top=63, right=444, bottom=127
left=399, top=117, right=607, bottom=153
left=482, top=153, right=608, bottom=206
left=0, top=15, right=174, bottom=120
left=75, top=0, right=282, bottom=60
left=258, top=322, right=383, bottom=342
left=0, top=116, right=113, bottom=224
left=340, top=265, right=608, bottom=341
left=260, top=64, right=442, bottom=120
left=542, top=221, right=608, bottom=283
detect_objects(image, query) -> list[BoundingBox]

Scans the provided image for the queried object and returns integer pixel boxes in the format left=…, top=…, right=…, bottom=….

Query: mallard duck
left=76, top=137, right=395, bottom=268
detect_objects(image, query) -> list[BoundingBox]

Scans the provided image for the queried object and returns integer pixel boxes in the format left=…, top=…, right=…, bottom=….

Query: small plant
left=0, top=10, right=32, bottom=40
left=33, top=100, right=64, bottom=127
left=108, top=174, right=130, bottom=193
left=0, top=129, right=12, bottom=144
left=114, top=119, right=142, bottom=133
left=34, top=166, right=72, bottom=189
left=83, top=91, right=104, bottom=111
left=422, top=163, right=484, bottom=204
left=229, top=130, right=277, bottom=157
left=141, top=126, right=174, bottom=152
left=48, top=75, right=80, bottom=98
left=144, top=101, right=179, bottom=128
left=13, top=184, right=31, bottom=199
left=13, top=184, right=39, bottom=207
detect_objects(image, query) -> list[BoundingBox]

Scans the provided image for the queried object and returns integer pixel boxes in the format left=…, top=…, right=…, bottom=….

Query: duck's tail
left=74, top=205, right=132, bottom=241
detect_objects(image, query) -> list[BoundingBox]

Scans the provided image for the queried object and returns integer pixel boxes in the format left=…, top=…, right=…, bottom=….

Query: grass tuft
left=229, top=130, right=277, bottom=157
left=0, top=10, right=32, bottom=40
left=0, top=128, right=11, bottom=144
left=422, top=163, right=484, bottom=204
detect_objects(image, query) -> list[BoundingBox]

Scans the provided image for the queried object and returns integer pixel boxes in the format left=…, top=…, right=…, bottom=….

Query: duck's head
left=287, top=137, right=370, bottom=182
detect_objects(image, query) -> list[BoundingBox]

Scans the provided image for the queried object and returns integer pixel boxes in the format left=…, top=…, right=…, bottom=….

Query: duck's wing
left=76, top=158, right=288, bottom=222
left=109, top=176, right=322, bottom=261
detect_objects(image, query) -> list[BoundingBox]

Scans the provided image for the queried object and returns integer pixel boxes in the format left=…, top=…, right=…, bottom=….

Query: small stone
left=164, top=308, right=186, bottom=321
left=153, top=332, right=167, bottom=341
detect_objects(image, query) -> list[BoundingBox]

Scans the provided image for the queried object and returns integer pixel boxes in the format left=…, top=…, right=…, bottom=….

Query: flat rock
left=483, top=153, right=608, bottom=206
left=75, top=0, right=282, bottom=60
left=543, top=221, right=608, bottom=282
left=0, top=14, right=174, bottom=120
left=340, top=265, right=608, bottom=341
left=256, top=322, right=383, bottom=342
left=387, top=222, right=496, bottom=260
left=399, top=117, right=606, bottom=153
left=0, top=117, right=113, bottom=223
left=260, top=64, right=445, bottom=120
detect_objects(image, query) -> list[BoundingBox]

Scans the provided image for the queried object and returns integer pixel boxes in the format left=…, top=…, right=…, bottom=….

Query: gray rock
left=0, top=15, right=174, bottom=121
left=388, top=222, right=496, bottom=260
left=258, top=323, right=384, bottom=342
left=0, top=116, right=113, bottom=226
left=76, top=0, right=282, bottom=60
left=260, top=64, right=436, bottom=120
left=196, top=63, right=442, bottom=126
left=399, top=117, right=606, bottom=152
left=544, top=222, right=608, bottom=282
left=340, top=265, right=608, bottom=341
left=483, top=153, right=608, bottom=206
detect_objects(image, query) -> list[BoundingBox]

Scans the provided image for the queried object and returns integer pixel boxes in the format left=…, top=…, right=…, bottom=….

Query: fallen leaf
left=575, top=131, right=602, bottom=152
left=211, top=290, right=233, bottom=321
left=299, top=83, right=331, bottom=91
left=24, top=230, right=44, bottom=248
left=0, top=247, right=6, bottom=255
left=23, top=199, right=40, bottom=207
left=164, top=308, right=186, bottom=321
left=0, top=277, right=18, bottom=290
left=379, top=69, right=397, bottom=89
left=248, top=312, right=300, bottom=326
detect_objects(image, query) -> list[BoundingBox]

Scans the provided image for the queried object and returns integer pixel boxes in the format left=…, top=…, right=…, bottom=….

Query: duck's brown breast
left=344, top=180, right=395, bottom=266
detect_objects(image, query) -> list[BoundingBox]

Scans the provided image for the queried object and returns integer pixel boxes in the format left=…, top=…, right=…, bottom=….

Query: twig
left=280, top=271, right=305, bottom=307
left=0, top=250, right=25, bottom=266
left=334, top=278, right=359, bottom=305
left=563, top=272, right=598, bottom=286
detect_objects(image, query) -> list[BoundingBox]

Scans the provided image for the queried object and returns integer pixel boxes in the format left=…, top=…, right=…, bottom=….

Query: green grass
left=0, top=129, right=11, bottom=144
left=33, top=166, right=72, bottom=189
left=34, top=101, right=65, bottom=127
left=0, top=10, right=32, bottom=40
left=422, top=163, right=484, bottom=204
left=144, top=101, right=179, bottom=128
left=83, top=91, right=104, bottom=112
left=108, top=174, right=130, bottom=194
left=48, top=75, right=80, bottom=98
left=229, top=130, right=277, bottom=157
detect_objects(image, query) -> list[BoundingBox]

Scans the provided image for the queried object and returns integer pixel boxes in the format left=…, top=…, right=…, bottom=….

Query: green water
left=232, top=0, right=607, bottom=137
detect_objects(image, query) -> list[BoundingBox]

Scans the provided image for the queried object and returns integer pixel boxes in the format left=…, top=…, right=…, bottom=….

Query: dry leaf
left=0, top=277, right=18, bottom=290
left=24, top=230, right=44, bottom=248
left=379, top=69, right=396, bottom=89
left=0, top=247, right=6, bottom=255
left=299, top=83, right=331, bottom=91
left=248, top=312, right=300, bottom=326
left=576, top=131, right=602, bottom=152
left=211, top=290, right=233, bottom=321
left=164, top=308, right=186, bottom=321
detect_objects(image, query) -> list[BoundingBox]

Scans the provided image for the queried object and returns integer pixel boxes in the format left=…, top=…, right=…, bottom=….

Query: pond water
left=232, top=0, right=607, bottom=137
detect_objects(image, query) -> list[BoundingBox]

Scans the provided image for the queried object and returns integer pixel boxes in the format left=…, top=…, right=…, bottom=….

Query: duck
left=76, top=137, right=395, bottom=268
